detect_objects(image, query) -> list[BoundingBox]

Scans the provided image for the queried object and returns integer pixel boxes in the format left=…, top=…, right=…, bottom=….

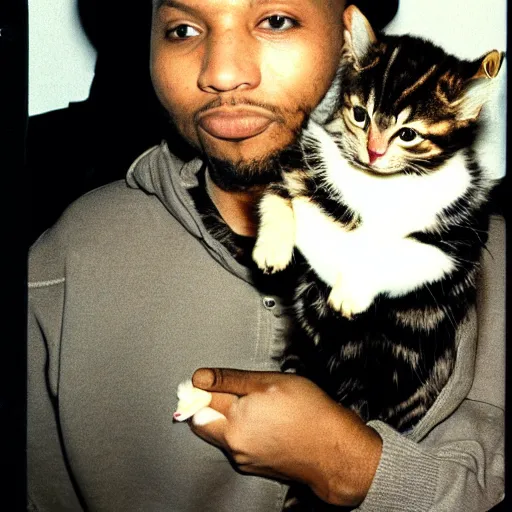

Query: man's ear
left=342, top=4, right=377, bottom=69
left=457, top=50, right=505, bottom=122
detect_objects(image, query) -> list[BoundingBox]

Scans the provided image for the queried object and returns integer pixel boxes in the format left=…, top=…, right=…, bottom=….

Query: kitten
left=253, top=3, right=504, bottom=438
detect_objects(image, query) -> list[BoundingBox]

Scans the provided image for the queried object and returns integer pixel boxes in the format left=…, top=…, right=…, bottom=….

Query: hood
left=126, top=142, right=254, bottom=284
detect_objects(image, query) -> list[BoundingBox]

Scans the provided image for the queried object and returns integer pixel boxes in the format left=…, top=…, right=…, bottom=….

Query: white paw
left=173, top=380, right=213, bottom=422
left=252, top=236, right=294, bottom=274
left=253, top=193, right=295, bottom=273
left=328, top=278, right=375, bottom=319
left=191, top=407, right=226, bottom=426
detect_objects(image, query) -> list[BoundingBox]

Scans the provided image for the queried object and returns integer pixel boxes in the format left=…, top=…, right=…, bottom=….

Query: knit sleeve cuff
left=357, top=420, right=439, bottom=511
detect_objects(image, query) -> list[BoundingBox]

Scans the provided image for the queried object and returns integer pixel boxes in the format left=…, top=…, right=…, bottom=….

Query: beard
left=162, top=98, right=313, bottom=192
left=205, top=114, right=312, bottom=192
left=206, top=150, right=285, bottom=192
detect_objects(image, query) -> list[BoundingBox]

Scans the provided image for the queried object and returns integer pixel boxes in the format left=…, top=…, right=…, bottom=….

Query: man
left=28, top=1, right=504, bottom=510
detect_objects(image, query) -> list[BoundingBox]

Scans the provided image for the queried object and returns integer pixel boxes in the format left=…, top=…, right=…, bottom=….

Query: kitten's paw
left=253, top=193, right=295, bottom=273
left=341, top=295, right=373, bottom=319
left=328, top=279, right=375, bottom=319
left=191, top=407, right=227, bottom=426
left=252, top=236, right=294, bottom=274
left=173, top=380, right=213, bottom=422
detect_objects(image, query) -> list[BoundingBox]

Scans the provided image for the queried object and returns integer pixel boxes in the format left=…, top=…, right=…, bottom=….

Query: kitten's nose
left=367, top=123, right=387, bottom=164
left=368, top=149, right=385, bottom=164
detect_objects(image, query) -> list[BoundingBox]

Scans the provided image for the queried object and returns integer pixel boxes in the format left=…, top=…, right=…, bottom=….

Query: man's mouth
left=198, top=108, right=276, bottom=141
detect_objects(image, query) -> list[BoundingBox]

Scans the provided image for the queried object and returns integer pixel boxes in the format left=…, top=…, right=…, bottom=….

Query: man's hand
left=190, top=368, right=382, bottom=507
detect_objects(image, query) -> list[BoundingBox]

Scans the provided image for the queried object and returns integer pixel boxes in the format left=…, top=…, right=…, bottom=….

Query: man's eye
left=260, top=15, right=298, bottom=31
left=166, top=24, right=200, bottom=40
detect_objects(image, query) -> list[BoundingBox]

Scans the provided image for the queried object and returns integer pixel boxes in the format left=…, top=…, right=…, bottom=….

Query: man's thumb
left=192, top=368, right=282, bottom=396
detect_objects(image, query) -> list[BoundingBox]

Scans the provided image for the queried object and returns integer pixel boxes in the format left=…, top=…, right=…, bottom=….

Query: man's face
left=151, top=0, right=346, bottom=171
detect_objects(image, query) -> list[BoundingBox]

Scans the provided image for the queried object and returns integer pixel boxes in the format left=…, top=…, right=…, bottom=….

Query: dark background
left=1, top=0, right=28, bottom=509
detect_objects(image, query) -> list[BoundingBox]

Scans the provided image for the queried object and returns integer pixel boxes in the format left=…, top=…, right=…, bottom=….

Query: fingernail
left=192, top=368, right=215, bottom=389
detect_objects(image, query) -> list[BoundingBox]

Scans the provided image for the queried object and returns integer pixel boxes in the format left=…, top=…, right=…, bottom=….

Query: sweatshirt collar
left=126, top=141, right=255, bottom=284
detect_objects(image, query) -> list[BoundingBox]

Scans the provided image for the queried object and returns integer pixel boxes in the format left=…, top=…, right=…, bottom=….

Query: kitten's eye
left=260, top=15, right=298, bottom=31
left=352, top=106, right=369, bottom=128
left=166, top=24, right=200, bottom=40
left=398, top=128, right=418, bottom=142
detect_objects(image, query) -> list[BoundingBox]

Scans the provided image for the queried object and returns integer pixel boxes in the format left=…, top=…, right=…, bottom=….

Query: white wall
left=28, top=0, right=96, bottom=116
left=28, top=0, right=506, bottom=177
left=384, top=0, right=507, bottom=180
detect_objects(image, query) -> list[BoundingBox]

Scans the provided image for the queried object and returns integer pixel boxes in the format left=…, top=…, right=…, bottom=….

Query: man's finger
left=208, top=391, right=238, bottom=417
left=190, top=413, right=228, bottom=449
left=192, top=368, right=284, bottom=396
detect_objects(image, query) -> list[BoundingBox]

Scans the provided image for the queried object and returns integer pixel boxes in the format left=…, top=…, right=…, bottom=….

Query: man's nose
left=198, top=30, right=261, bottom=93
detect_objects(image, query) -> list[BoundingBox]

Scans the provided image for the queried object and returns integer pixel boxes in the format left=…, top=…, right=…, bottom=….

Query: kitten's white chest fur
left=294, top=122, right=468, bottom=315
left=254, top=121, right=470, bottom=317
left=305, top=120, right=471, bottom=237
left=292, top=196, right=456, bottom=316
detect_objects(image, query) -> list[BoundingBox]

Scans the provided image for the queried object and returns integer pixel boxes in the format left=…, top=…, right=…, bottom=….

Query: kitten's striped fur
left=253, top=5, right=503, bottom=441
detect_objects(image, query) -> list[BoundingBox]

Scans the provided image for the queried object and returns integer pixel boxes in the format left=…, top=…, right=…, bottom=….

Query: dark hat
left=348, top=0, right=400, bottom=31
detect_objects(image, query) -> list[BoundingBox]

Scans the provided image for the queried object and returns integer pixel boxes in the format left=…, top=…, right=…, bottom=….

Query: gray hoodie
left=28, top=142, right=505, bottom=511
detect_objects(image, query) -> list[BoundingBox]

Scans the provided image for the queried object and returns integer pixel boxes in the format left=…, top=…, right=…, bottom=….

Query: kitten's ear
left=457, top=50, right=505, bottom=122
left=342, top=5, right=377, bottom=68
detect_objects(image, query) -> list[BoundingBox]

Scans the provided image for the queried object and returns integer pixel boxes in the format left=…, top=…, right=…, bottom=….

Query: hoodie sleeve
left=356, top=216, right=505, bottom=512
left=28, top=282, right=86, bottom=511
left=28, top=224, right=85, bottom=511
left=359, top=405, right=504, bottom=511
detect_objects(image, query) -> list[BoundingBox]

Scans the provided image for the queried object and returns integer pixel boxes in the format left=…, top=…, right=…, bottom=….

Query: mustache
left=194, top=96, right=286, bottom=121
left=160, top=98, right=314, bottom=160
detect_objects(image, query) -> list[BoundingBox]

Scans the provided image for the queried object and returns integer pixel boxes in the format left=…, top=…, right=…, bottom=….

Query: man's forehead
left=154, top=0, right=337, bottom=9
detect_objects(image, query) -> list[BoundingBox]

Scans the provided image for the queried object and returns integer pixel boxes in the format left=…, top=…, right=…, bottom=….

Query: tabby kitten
left=253, top=4, right=503, bottom=435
